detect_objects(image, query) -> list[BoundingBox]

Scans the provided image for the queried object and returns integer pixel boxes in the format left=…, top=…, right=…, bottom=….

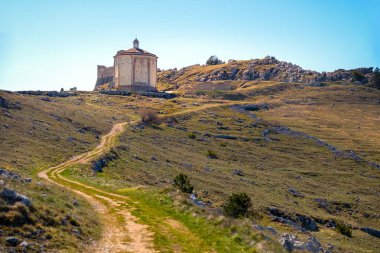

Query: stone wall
left=95, top=65, right=114, bottom=87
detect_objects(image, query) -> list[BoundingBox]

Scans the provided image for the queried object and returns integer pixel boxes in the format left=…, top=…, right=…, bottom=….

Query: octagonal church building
left=95, top=39, right=158, bottom=91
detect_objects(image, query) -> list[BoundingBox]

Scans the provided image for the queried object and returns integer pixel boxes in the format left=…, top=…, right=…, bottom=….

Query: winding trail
left=37, top=102, right=242, bottom=253
left=38, top=121, right=156, bottom=253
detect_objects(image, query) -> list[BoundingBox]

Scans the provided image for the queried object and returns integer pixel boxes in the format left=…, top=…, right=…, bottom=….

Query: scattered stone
left=23, top=178, right=32, bottom=183
left=189, top=193, right=205, bottom=208
left=73, top=199, right=79, bottom=207
left=92, top=150, right=119, bottom=172
left=151, top=156, right=158, bottom=161
left=182, top=163, right=193, bottom=169
left=0, top=188, right=32, bottom=207
left=0, top=96, right=9, bottom=108
left=252, top=224, right=279, bottom=235
left=280, top=234, right=324, bottom=253
left=202, top=167, right=213, bottom=172
left=214, top=134, right=237, bottom=140
left=5, top=237, right=20, bottom=247
left=262, top=129, right=270, bottom=136
left=361, top=227, right=380, bottom=238
left=40, top=97, right=52, bottom=102
left=0, top=168, right=22, bottom=181
left=232, top=169, right=244, bottom=176
left=19, top=241, right=29, bottom=248
left=288, top=187, right=303, bottom=197
left=268, top=207, right=318, bottom=231
left=72, top=229, right=81, bottom=237
left=0, top=180, right=4, bottom=187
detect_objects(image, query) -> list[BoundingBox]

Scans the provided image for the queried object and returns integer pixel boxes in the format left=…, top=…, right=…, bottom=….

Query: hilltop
left=157, top=56, right=374, bottom=92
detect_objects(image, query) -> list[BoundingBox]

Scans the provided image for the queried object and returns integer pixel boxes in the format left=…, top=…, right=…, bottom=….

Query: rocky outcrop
left=280, top=234, right=332, bottom=253
left=0, top=188, right=32, bottom=207
left=268, top=207, right=319, bottom=232
left=361, top=227, right=380, bottom=238
left=158, top=56, right=374, bottom=86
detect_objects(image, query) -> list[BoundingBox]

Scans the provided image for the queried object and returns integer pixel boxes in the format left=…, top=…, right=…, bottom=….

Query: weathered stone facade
left=95, top=39, right=158, bottom=91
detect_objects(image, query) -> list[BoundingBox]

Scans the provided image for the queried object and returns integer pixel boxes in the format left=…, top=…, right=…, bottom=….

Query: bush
left=207, top=150, right=218, bottom=159
left=173, top=174, right=194, bottom=193
left=206, top=55, right=224, bottom=65
left=352, top=70, right=365, bottom=81
left=223, top=192, right=252, bottom=218
left=335, top=220, right=352, bottom=237
left=373, top=67, right=380, bottom=89
left=140, top=109, right=161, bottom=125
left=188, top=133, right=196, bottom=139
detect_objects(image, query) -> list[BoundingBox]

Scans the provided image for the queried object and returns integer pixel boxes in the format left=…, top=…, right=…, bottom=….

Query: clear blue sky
left=0, top=0, right=379, bottom=91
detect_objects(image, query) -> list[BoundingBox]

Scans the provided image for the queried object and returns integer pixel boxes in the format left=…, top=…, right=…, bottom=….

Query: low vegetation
left=373, top=67, right=380, bottom=89
left=207, top=149, right=218, bottom=159
left=140, top=109, right=161, bottom=125
left=188, top=132, right=196, bottom=139
left=206, top=55, right=224, bottom=65
left=335, top=220, right=353, bottom=238
left=223, top=192, right=252, bottom=218
left=173, top=174, right=194, bottom=193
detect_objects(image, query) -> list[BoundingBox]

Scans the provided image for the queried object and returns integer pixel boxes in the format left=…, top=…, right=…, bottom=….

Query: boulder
left=280, top=234, right=324, bottom=253
left=361, top=227, right=380, bottom=238
left=5, top=237, right=20, bottom=247
left=0, top=168, right=22, bottom=181
left=232, top=169, right=244, bottom=176
left=0, top=96, right=9, bottom=109
left=288, top=187, right=303, bottom=197
left=0, top=188, right=32, bottom=207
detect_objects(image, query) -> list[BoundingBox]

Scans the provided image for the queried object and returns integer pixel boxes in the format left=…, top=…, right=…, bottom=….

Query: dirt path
left=38, top=121, right=156, bottom=253
left=37, top=101, right=246, bottom=253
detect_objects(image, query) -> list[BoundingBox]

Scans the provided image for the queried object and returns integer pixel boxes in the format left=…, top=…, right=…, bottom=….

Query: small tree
left=373, top=67, right=380, bottom=89
left=207, top=150, right=218, bottom=159
left=140, top=109, right=161, bottom=125
left=335, top=220, right=352, bottom=237
left=352, top=70, right=365, bottom=81
left=173, top=174, right=194, bottom=193
left=223, top=192, right=252, bottom=218
left=206, top=55, right=224, bottom=65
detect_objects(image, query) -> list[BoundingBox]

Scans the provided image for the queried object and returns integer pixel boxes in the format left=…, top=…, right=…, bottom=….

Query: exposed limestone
left=158, top=56, right=374, bottom=87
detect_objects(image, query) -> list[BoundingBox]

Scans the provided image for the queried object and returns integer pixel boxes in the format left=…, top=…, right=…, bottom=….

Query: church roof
left=115, top=47, right=157, bottom=58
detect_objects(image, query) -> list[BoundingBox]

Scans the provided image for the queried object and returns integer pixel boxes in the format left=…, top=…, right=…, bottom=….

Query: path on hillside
left=37, top=102, right=242, bottom=253
left=38, top=121, right=157, bottom=253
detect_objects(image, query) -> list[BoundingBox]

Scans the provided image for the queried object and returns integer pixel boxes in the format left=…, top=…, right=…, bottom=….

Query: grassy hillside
left=0, top=91, right=137, bottom=251
left=1, top=82, right=379, bottom=252
left=65, top=84, right=379, bottom=252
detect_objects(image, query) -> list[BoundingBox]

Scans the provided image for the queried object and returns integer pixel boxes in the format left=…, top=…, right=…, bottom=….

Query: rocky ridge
left=158, top=56, right=374, bottom=87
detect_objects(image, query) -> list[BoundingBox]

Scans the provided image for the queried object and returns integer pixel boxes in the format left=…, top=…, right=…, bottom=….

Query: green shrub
left=352, top=70, right=365, bottom=81
left=173, top=174, right=194, bottom=193
left=223, top=193, right=252, bottom=218
left=188, top=133, right=196, bottom=139
left=206, top=55, right=224, bottom=65
left=207, top=150, right=218, bottom=159
left=335, top=220, right=352, bottom=237
left=140, top=109, right=161, bottom=125
left=373, top=67, right=380, bottom=89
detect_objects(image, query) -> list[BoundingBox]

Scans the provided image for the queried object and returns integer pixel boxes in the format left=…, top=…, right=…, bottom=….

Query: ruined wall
left=95, top=65, right=114, bottom=89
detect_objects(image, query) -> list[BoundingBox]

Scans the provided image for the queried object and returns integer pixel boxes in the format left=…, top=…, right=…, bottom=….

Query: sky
left=0, top=0, right=379, bottom=91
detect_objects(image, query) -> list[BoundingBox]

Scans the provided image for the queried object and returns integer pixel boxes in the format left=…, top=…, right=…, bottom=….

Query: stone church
left=94, top=39, right=158, bottom=91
